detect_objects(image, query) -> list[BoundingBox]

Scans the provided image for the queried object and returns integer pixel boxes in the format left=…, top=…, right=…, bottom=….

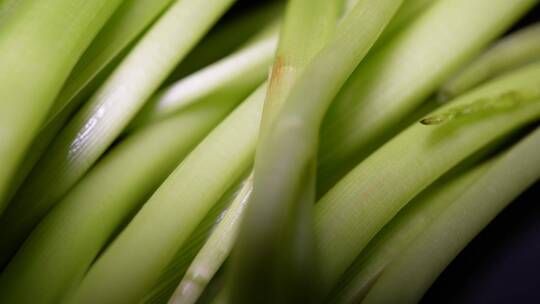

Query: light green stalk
left=8, top=0, right=176, bottom=221
left=373, top=0, right=437, bottom=49
left=228, top=0, right=342, bottom=302
left=65, top=84, right=266, bottom=304
left=330, top=160, right=494, bottom=303
left=440, top=22, right=540, bottom=101
left=168, top=174, right=254, bottom=304
left=131, top=25, right=279, bottom=128
left=0, top=0, right=124, bottom=213
left=315, top=62, right=540, bottom=294
left=0, top=95, right=236, bottom=304
left=318, top=0, right=539, bottom=194
left=231, top=1, right=403, bottom=302
left=362, top=126, right=540, bottom=304
left=141, top=173, right=252, bottom=304
left=46, top=0, right=176, bottom=124
left=168, top=1, right=283, bottom=81
left=0, top=0, right=235, bottom=260
left=0, top=0, right=19, bottom=25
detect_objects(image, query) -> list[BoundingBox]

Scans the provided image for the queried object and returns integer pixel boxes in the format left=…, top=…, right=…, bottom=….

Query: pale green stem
left=331, top=159, right=494, bottom=303
left=0, top=0, right=124, bottom=213
left=318, top=0, right=539, bottom=194
left=315, top=62, right=540, bottom=294
left=65, top=84, right=266, bottom=304
left=167, top=1, right=283, bottom=81
left=141, top=172, right=251, bottom=304
left=131, top=25, right=279, bottom=128
left=362, top=126, right=540, bottom=304
left=168, top=174, right=254, bottom=304
left=8, top=0, right=177, bottom=224
left=373, top=0, right=438, bottom=49
left=228, top=0, right=341, bottom=302
left=0, top=0, right=235, bottom=262
left=0, top=96, right=238, bottom=304
left=440, top=22, right=540, bottom=101
left=232, top=1, right=403, bottom=302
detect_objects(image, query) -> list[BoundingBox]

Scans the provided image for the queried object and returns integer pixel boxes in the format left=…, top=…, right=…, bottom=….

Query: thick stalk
left=231, top=1, right=403, bottom=302
left=228, top=0, right=341, bottom=302
left=0, top=96, right=236, bottom=303
left=440, top=22, right=540, bottom=101
left=8, top=0, right=176, bottom=222
left=330, top=160, right=494, bottom=303
left=0, top=0, right=124, bottom=213
left=168, top=174, right=254, bottom=304
left=315, top=62, right=540, bottom=294
left=141, top=173, right=252, bottom=304
left=0, top=0, right=235, bottom=259
left=167, top=1, right=283, bottom=82
left=131, top=25, right=279, bottom=128
left=362, top=126, right=540, bottom=304
left=65, top=84, right=266, bottom=304
left=318, top=0, right=539, bottom=194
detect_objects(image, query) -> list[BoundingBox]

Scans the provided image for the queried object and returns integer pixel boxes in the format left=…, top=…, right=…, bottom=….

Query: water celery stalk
left=440, top=22, right=540, bottom=101
left=167, top=174, right=253, bottom=304
left=361, top=126, right=540, bottom=304
left=330, top=159, right=494, bottom=303
left=0, top=0, right=124, bottom=213
left=132, top=25, right=279, bottom=128
left=168, top=1, right=283, bottom=81
left=0, top=0, right=235, bottom=260
left=372, top=0, right=437, bottom=49
left=9, top=0, right=176, bottom=217
left=315, top=62, right=540, bottom=295
left=46, top=0, right=176, bottom=125
left=229, top=0, right=342, bottom=302
left=140, top=173, right=253, bottom=304
left=0, top=93, right=241, bottom=303
left=65, top=84, right=266, bottom=304
left=318, top=0, right=539, bottom=194
left=233, top=0, right=405, bottom=302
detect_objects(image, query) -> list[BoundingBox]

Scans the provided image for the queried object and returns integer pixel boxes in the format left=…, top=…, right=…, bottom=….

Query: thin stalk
left=131, top=24, right=279, bottom=128
left=0, top=0, right=19, bottom=25
left=229, top=0, right=342, bottom=302
left=141, top=172, right=251, bottom=304
left=0, top=0, right=235, bottom=261
left=0, top=95, right=238, bottom=303
left=315, top=62, right=540, bottom=295
left=330, top=159, right=494, bottom=303
left=8, top=0, right=177, bottom=222
left=169, top=175, right=253, bottom=304
left=168, top=174, right=254, bottom=304
left=0, top=0, right=124, bottom=213
left=361, top=126, right=540, bottom=304
left=318, top=0, right=539, bottom=194
left=65, top=84, right=266, bottom=304
left=440, top=22, right=540, bottom=101
left=231, top=1, right=403, bottom=303
left=46, top=0, right=177, bottom=125
left=163, top=2, right=343, bottom=300
left=373, top=0, right=437, bottom=49
left=167, top=1, right=283, bottom=82
left=171, top=14, right=443, bottom=302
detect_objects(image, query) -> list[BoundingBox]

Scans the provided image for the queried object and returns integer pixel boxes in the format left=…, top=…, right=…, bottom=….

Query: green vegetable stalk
left=315, top=62, right=540, bottom=295
left=318, top=0, right=538, bottom=194
left=362, top=126, right=540, bottom=304
left=0, top=0, right=235, bottom=263
left=0, top=0, right=124, bottom=213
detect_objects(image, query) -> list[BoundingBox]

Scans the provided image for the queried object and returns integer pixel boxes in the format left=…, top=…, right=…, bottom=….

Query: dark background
left=234, top=1, right=540, bottom=303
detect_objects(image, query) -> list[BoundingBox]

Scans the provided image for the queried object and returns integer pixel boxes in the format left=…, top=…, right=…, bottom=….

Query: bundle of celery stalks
left=1, top=0, right=540, bottom=303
